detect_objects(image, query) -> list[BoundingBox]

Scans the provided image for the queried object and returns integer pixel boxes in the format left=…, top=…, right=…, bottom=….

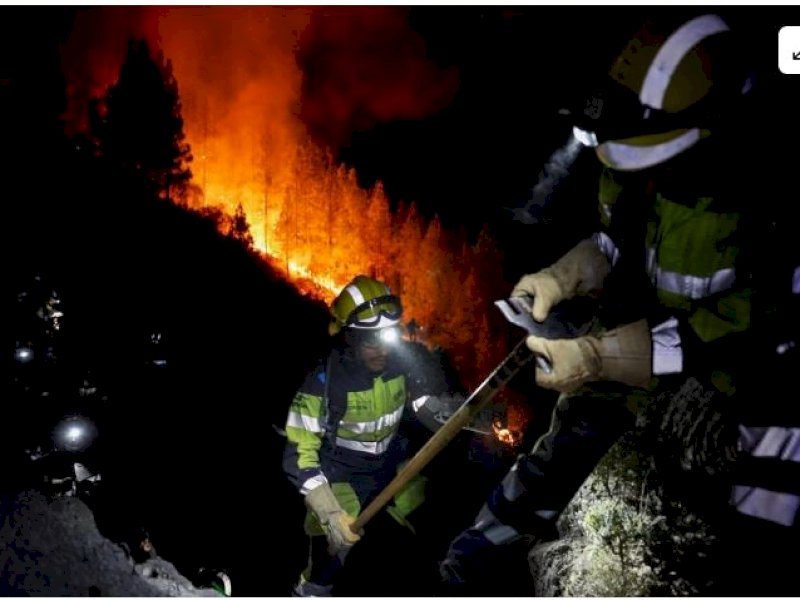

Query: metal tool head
left=494, top=296, right=553, bottom=373
left=495, top=296, right=538, bottom=333
left=495, top=295, right=594, bottom=374
left=496, top=295, right=593, bottom=338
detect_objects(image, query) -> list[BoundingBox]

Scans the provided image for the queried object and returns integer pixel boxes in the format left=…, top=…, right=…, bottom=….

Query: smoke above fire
left=57, top=7, right=507, bottom=389
left=61, top=7, right=458, bottom=163
left=296, top=7, right=460, bottom=149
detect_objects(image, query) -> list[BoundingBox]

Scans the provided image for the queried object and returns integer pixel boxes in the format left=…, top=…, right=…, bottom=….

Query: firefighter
left=284, top=275, right=454, bottom=596
left=440, top=13, right=760, bottom=592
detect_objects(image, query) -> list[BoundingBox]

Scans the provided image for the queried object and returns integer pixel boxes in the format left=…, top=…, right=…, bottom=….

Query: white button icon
left=779, top=26, right=800, bottom=74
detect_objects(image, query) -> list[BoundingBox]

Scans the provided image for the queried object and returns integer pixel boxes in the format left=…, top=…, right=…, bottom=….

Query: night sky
left=4, top=4, right=800, bottom=597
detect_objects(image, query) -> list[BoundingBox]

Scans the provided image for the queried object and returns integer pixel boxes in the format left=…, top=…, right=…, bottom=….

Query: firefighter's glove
left=305, top=483, right=362, bottom=556
left=512, top=238, right=610, bottom=322
left=527, top=319, right=652, bottom=393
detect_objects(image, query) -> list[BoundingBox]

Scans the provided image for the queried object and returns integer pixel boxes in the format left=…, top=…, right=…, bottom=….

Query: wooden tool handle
left=351, top=338, right=532, bottom=532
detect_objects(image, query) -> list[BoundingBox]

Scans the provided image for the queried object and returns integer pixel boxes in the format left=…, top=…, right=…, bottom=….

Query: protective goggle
left=345, top=294, right=403, bottom=328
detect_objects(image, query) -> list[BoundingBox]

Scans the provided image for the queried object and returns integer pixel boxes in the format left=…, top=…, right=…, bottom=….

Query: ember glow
left=492, top=399, right=530, bottom=446
left=493, top=422, right=521, bottom=446
left=59, top=6, right=508, bottom=388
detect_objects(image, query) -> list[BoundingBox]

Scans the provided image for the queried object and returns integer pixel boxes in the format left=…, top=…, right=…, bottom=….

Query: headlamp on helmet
left=572, top=125, right=599, bottom=148
left=352, top=324, right=403, bottom=349
left=53, top=415, right=97, bottom=453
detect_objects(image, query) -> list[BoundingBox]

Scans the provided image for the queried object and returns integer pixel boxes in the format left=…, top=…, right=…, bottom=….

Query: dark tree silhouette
left=91, top=39, right=192, bottom=202
left=230, top=202, right=255, bottom=248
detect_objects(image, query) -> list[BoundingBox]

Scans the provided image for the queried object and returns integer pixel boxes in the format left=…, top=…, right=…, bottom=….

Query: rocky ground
left=529, top=377, right=738, bottom=596
left=0, top=490, right=220, bottom=597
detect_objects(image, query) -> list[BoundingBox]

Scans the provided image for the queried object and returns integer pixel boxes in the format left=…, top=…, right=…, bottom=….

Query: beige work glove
left=512, top=238, right=611, bottom=322
left=305, top=483, right=362, bottom=556
left=526, top=319, right=652, bottom=393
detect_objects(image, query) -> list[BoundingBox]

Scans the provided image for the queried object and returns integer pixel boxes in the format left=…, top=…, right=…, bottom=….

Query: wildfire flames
left=58, top=6, right=509, bottom=389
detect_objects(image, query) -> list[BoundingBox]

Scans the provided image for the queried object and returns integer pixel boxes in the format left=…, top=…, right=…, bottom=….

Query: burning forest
left=58, top=6, right=511, bottom=393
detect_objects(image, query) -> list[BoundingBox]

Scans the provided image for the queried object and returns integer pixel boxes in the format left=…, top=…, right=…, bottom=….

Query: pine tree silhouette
left=231, top=202, right=255, bottom=248
left=91, top=39, right=192, bottom=202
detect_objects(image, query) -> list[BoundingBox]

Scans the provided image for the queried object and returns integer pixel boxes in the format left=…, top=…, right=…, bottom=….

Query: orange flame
left=493, top=421, right=522, bottom=446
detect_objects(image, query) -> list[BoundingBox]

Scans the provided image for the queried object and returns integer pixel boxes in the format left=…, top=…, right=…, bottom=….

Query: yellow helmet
left=572, top=14, right=751, bottom=171
left=328, top=275, right=403, bottom=336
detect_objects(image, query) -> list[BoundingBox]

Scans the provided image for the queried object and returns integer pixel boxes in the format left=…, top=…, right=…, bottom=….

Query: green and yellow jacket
left=283, top=342, right=444, bottom=504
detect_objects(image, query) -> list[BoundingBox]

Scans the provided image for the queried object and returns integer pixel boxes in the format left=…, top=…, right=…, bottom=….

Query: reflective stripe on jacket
left=732, top=426, right=800, bottom=527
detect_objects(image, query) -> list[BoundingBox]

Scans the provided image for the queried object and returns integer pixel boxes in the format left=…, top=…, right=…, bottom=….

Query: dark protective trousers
left=485, top=385, right=640, bottom=536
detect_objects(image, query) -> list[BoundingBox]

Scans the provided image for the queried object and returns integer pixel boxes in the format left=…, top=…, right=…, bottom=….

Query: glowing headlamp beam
left=379, top=327, right=400, bottom=345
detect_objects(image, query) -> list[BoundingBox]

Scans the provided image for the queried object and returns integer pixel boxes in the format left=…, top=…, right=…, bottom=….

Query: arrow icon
left=779, top=27, right=800, bottom=73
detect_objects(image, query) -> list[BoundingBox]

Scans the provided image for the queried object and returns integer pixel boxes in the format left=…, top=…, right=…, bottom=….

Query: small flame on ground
left=493, top=419, right=522, bottom=446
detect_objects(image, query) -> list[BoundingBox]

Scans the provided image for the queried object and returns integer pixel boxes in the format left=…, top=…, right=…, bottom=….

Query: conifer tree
left=231, top=202, right=254, bottom=248
left=92, top=39, right=192, bottom=202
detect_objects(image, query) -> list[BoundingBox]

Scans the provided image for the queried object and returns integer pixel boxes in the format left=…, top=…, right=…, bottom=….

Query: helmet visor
left=346, top=294, right=403, bottom=328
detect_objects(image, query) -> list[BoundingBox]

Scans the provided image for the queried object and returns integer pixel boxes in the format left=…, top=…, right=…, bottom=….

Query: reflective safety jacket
left=592, top=149, right=751, bottom=378
left=283, top=342, right=444, bottom=504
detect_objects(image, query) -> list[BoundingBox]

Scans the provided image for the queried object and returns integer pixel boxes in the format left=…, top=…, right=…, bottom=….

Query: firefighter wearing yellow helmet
left=440, top=13, right=760, bottom=593
left=284, top=275, right=458, bottom=596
